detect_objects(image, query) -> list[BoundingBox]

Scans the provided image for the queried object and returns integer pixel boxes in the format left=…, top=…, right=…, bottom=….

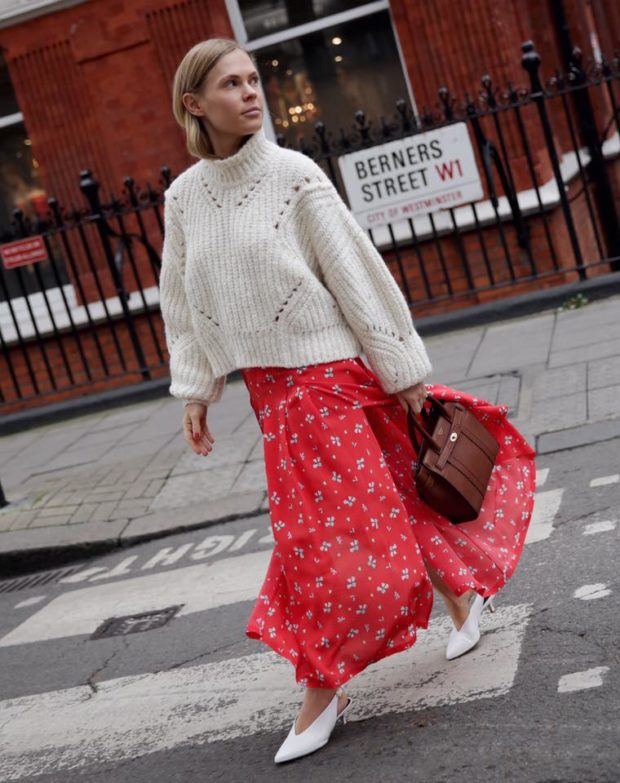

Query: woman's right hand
left=183, top=402, right=215, bottom=456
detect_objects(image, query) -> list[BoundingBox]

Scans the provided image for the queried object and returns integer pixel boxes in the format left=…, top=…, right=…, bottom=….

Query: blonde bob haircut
left=172, top=37, right=258, bottom=160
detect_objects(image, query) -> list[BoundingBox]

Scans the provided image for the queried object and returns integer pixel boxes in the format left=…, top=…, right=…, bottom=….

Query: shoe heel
left=337, top=697, right=353, bottom=725
left=485, top=596, right=496, bottom=613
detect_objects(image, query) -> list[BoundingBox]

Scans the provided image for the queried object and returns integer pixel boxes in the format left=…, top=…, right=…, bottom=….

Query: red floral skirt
left=240, top=356, right=536, bottom=688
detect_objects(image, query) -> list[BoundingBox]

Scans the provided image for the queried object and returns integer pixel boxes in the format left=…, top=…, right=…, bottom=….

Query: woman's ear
left=182, top=92, right=204, bottom=117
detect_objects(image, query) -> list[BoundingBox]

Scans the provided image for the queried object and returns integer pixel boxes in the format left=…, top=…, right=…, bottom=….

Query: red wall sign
left=0, top=236, right=49, bottom=269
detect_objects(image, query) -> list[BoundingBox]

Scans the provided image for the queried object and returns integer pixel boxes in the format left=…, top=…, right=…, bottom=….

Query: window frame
left=224, top=0, right=417, bottom=139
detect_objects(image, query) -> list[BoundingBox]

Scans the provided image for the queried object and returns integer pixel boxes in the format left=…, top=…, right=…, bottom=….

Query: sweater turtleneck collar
left=200, top=126, right=274, bottom=187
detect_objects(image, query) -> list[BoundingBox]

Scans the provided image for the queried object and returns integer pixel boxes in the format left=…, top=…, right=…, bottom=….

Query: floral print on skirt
left=240, top=356, right=536, bottom=688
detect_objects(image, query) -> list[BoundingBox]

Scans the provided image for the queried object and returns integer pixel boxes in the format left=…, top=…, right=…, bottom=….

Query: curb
left=413, top=271, right=620, bottom=337
left=2, top=272, right=619, bottom=436
left=0, top=492, right=271, bottom=578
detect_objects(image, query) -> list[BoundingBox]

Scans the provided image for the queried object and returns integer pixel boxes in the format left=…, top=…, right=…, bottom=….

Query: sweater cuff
left=183, top=398, right=209, bottom=407
left=362, top=327, right=433, bottom=395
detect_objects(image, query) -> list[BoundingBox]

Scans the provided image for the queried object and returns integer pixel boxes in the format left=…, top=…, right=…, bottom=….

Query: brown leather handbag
left=406, top=393, right=500, bottom=523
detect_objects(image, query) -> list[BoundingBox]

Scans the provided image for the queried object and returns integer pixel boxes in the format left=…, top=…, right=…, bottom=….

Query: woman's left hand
left=395, top=381, right=429, bottom=415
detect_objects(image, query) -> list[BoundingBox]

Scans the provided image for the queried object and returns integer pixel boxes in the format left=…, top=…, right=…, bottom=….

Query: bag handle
left=406, top=395, right=443, bottom=453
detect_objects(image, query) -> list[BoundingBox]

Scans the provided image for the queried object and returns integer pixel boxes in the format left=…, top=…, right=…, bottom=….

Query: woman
left=159, top=37, right=536, bottom=765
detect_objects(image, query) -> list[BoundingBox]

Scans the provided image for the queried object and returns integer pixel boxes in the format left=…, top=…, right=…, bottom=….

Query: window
left=0, top=52, right=45, bottom=237
left=228, top=1, right=414, bottom=147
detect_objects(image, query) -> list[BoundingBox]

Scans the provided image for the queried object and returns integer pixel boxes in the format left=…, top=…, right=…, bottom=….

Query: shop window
left=0, top=52, right=62, bottom=303
left=230, top=1, right=413, bottom=147
left=0, top=52, right=45, bottom=238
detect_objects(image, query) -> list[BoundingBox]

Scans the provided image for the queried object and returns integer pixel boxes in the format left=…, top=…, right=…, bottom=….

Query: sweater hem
left=199, top=324, right=363, bottom=376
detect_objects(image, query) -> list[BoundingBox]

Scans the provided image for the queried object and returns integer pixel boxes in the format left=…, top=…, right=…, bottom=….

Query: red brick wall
left=1, top=0, right=234, bottom=208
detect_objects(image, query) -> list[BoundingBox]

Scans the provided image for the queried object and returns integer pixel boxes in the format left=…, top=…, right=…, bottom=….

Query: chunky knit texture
left=159, top=126, right=432, bottom=406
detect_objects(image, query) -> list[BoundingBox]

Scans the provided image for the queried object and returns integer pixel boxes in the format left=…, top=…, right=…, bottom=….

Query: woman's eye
left=226, top=76, right=258, bottom=87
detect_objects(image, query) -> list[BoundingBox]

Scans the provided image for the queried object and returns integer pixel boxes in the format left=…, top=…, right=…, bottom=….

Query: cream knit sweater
left=159, top=126, right=432, bottom=406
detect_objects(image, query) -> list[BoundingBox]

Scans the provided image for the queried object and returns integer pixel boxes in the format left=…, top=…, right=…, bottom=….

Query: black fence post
left=80, top=170, right=150, bottom=380
left=568, top=47, right=620, bottom=271
left=0, top=479, right=7, bottom=509
left=521, top=40, right=587, bottom=279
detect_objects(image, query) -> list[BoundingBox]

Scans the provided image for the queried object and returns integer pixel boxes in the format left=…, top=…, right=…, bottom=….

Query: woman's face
left=183, top=49, right=264, bottom=141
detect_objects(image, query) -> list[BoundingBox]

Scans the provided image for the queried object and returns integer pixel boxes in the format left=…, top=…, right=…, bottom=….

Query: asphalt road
left=0, top=437, right=618, bottom=782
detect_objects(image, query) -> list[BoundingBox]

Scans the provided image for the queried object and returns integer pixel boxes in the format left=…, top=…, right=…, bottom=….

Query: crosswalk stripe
left=573, top=583, right=611, bottom=600
left=524, top=489, right=564, bottom=544
left=557, top=666, right=609, bottom=693
left=589, top=474, right=619, bottom=488
left=0, top=604, right=531, bottom=780
left=583, top=519, right=617, bottom=535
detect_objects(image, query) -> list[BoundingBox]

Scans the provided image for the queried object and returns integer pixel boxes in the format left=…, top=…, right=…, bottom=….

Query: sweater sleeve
left=159, top=191, right=226, bottom=406
left=291, top=168, right=432, bottom=395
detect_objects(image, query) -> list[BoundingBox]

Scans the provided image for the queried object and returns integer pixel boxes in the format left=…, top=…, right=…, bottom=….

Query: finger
left=189, top=416, right=203, bottom=440
left=196, top=434, right=213, bottom=452
left=183, top=418, right=202, bottom=447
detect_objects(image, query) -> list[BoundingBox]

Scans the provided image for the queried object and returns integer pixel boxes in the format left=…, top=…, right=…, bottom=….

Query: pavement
left=1, top=292, right=619, bottom=576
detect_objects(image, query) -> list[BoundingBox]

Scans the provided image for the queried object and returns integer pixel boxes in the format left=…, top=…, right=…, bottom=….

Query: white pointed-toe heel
left=273, top=687, right=353, bottom=764
left=445, top=592, right=496, bottom=661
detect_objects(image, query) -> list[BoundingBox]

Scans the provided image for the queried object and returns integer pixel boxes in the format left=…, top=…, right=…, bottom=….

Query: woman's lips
left=243, top=108, right=261, bottom=116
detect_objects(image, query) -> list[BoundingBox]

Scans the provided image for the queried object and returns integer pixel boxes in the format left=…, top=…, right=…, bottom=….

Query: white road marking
left=0, top=549, right=272, bottom=647
left=557, top=666, right=609, bottom=693
left=0, top=603, right=531, bottom=780
left=13, top=596, right=47, bottom=609
left=536, top=468, right=550, bottom=488
left=59, top=534, right=247, bottom=584
left=573, top=583, right=611, bottom=600
left=583, top=519, right=617, bottom=536
left=524, top=489, right=564, bottom=544
left=589, top=474, right=619, bottom=488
